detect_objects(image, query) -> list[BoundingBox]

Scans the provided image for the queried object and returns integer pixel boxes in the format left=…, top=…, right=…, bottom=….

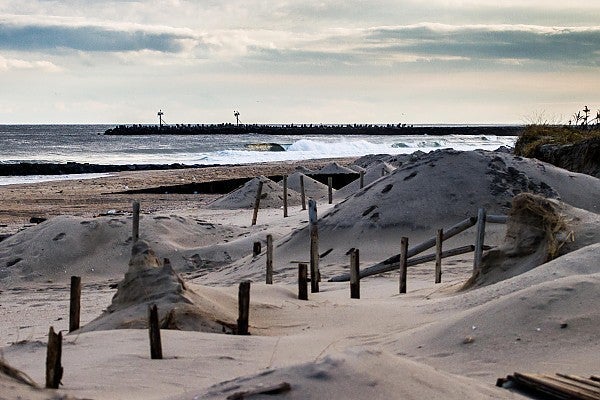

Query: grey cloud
left=0, top=22, right=192, bottom=53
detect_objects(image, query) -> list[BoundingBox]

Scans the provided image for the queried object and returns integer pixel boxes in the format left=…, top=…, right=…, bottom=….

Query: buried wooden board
left=497, top=372, right=600, bottom=400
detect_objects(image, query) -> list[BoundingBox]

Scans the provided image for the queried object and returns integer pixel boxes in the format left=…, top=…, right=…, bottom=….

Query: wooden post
left=300, top=175, right=306, bottom=210
left=283, top=176, right=288, bottom=218
left=45, top=327, right=63, bottom=389
left=381, top=168, right=386, bottom=177
left=237, top=281, right=251, bottom=335
left=253, top=241, right=261, bottom=257
left=251, top=181, right=263, bottom=226
left=132, top=200, right=140, bottom=242
left=308, top=199, right=319, bottom=293
left=298, top=263, right=308, bottom=300
left=266, top=234, right=273, bottom=284
left=359, top=171, right=365, bottom=189
left=350, top=249, right=360, bottom=299
left=69, top=275, right=81, bottom=332
left=435, top=229, right=443, bottom=284
left=399, top=237, right=408, bottom=294
left=327, top=177, right=333, bottom=204
left=473, top=208, right=486, bottom=272
left=148, top=304, right=163, bottom=359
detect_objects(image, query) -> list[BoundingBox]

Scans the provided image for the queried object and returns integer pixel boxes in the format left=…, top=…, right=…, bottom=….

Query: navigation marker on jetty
left=234, top=110, right=240, bottom=126
left=157, top=109, right=164, bottom=128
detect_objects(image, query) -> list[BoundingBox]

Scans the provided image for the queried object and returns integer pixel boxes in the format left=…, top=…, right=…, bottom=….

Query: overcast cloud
left=0, top=1, right=599, bottom=123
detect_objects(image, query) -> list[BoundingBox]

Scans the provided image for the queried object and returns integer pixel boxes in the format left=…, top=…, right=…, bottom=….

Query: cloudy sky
left=1, top=1, right=599, bottom=124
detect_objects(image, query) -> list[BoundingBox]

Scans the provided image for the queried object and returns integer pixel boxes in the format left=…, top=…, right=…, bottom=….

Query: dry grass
left=514, top=125, right=600, bottom=157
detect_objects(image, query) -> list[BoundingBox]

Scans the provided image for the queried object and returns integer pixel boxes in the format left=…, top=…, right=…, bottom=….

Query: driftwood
left=497, top=372, right=600, bottom=400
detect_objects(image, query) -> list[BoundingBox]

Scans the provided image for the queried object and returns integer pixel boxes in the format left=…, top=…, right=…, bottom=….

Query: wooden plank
left=486, top=214, right=508, bottom=224
left=69, top=275, right=81, bottom=332
left=543, top=375, right=600, bottom=397
left=513, top=373, right=600, bottom=400
left=556, top=374, right=600, bottom=390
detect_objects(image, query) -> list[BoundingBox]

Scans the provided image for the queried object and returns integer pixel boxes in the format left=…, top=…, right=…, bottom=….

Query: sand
left=1, top=151, right=599, bottom=399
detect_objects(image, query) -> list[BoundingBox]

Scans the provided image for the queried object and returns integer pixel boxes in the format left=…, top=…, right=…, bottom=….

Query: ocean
left=0, top=124, right=518, bottom=185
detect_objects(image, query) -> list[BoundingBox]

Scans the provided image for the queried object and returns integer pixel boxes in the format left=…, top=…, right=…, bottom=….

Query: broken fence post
left=473, top=208, right=487, bottom=272
left=435, top=229, right=443, bottom=284
left=266, top=234, right=273, bottom=284
left=283, top=176, right=288, bottom=218
left=399, top=237, right=408, bottom=294
left=237, top=281, right=251, bottom=335
left=308, top=199, right=320, bottom=293
left=298, top=263, right=308, bottom=300
left=350, top=249, right=360, bottom=299
left=148, top=304, right=163, bottom=359
left=253, top=241, right=262, bottom=257
left=300, top=175, right=306, bottom=210
left=359, top=171, right=365, bottom=189
left=69, top=275, right=81, bottom=332
left=327, top=177, right=333, bottom=204
left=45, top=326, right=63, bottom=389
left=251, top=181, right=263, bottom=226
left=132, top=200, right=140, bottom=243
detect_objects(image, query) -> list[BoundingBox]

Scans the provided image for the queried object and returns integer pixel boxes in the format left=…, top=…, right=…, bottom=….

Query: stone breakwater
left=0, top=162, right=215, bottom=176
left=104, top=124, right=524, bottom=136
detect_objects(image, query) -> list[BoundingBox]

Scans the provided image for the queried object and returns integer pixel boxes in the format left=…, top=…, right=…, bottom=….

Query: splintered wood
left=497, top=372, right=600, bottom=400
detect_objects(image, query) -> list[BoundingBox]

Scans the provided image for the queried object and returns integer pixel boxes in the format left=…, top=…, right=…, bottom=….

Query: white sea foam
left=0, top=173, right=113, bottom=186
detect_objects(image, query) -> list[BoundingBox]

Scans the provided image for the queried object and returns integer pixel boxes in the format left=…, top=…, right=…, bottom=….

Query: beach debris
left=496, top=372, right=600, bottom=399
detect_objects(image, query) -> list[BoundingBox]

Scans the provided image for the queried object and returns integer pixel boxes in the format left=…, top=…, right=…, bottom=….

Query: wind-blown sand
left=1, top=151, right=598, bottom=399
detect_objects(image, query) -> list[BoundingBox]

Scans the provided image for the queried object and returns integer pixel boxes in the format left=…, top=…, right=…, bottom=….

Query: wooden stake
left=266, top=234, right=273, bottom=284
left=253, top=241, right=261, bottom=257
left=327, top=177, right=333, bottom=204
left=298, top=263, right=308, bottom=300
left=69, top=276, right=81, bottom=332
left=148, top=304, right=163, bottom=359
left=473, top=208, right=486, bottom=272
left=237, top=281, right=251, bottom=335
left=251, top=181, right=263, bottom=226
left=45, top=327, right=63, bottom=389
left=399, top=236, right=408, bottom=294
left=350, top=249, right=360, bottom=299
left=359, top=170, right=365, bottom=189
left=435, top=229, right=443, bottom=284
left=283, top=176, right=288, bottom=218
left=132, top=200, right=140, bottom=242
left=300, top=175, right=306, bottom=210
left=308, top=199, right=319, bottom=293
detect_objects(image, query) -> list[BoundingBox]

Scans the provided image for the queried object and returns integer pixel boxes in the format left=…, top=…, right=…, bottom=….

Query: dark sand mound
left=208, top=176, right=302, bottom=209
left=80, top=241, right=237, bottom=333
left=278, top=172, right=331, bottom=200
left=465, top=193, right=600, bottom=289
left=313, top=162, right=357, bottom=175
left=336, top=160, right=397, bottom=198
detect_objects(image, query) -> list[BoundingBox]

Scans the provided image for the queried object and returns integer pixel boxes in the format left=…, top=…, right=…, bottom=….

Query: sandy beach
left=1, top=150, right=599, bottom=399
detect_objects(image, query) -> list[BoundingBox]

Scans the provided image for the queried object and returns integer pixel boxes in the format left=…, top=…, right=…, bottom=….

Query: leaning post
left=473, top=208, right=487, bottom=272
left=300, top=175, right=306, bottom=210
left=308, top=199, right=320, bottom=293
left=251, top=181, right=264, bottom=226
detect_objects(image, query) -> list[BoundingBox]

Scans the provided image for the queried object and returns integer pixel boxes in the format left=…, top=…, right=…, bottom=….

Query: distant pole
left=237, top=281, right=251, bottom=335
left=435, top=229, right=443, bottom=284
left=327, top=177, right=333, bottom=204
left=266, top=234, right=273, bottom=284
left=399, top=237, right=408, bottom=294
left=298, top=263, right=308, bottom=300
left=157, top=109, right=164, bottom=128
left=473, top=208, right=487, bottom=272
left=251, top=181, right=263, bottom=226
left=359, top=171, right=365, bottom=189
left=148, top=304, right=163, bottom=359
left=300, top=175, right=306, bottom=210
left=132, top=200, right=140, bottom=243
left=350, top=249, right=360, bottom=299
left=69, top=276, right=81, bottom=332
left=234, top=111, right=240, bottom=126
left=308, top=199, right=320, bottom=293
left=45, top=326, right=63, bottom=389
left=283, top=176, right=288, bottom=218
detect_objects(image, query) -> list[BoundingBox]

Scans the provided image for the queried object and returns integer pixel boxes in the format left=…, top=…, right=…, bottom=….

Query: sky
left=0, top=1, right=599, bottom=124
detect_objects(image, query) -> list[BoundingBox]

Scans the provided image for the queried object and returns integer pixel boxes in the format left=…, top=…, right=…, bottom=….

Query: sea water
left=0, top=125, right=518, bottom=184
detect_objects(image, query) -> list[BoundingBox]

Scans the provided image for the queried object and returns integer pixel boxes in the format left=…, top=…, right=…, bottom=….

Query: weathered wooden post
left=253, top=241, right=261, bottom=257
left=399, top=237, right=408, bottom=294
left=359, top=171, right=365, bottom=189
left=298, top=263, right=308, bottom=300
left=381, top=168, right=386, bottom=177
left=45, top=327, right=63, bottom=389
left=350, top=249, right=360, bottom=299
left=266, top=234, right=273, bottom=284
left=283, top=176, right=288, bottom=218
left=132, top=200, right=140, bottom=242
left=148, top=304, right=163, bottom=359
left=237, top=281, right=251, bottom=335
left=435, top=229, right=443, bottom=284
left=308, top=199, right=320, bottom=293
left=327, top=177, right=333, bottom=204
left=473, top=208, right=487, bottom=272
left=300, top=175, right=306, bottom=210
left=251, top=181, right=263, bottom=226
left=69, top=276, right=81, bottom=332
